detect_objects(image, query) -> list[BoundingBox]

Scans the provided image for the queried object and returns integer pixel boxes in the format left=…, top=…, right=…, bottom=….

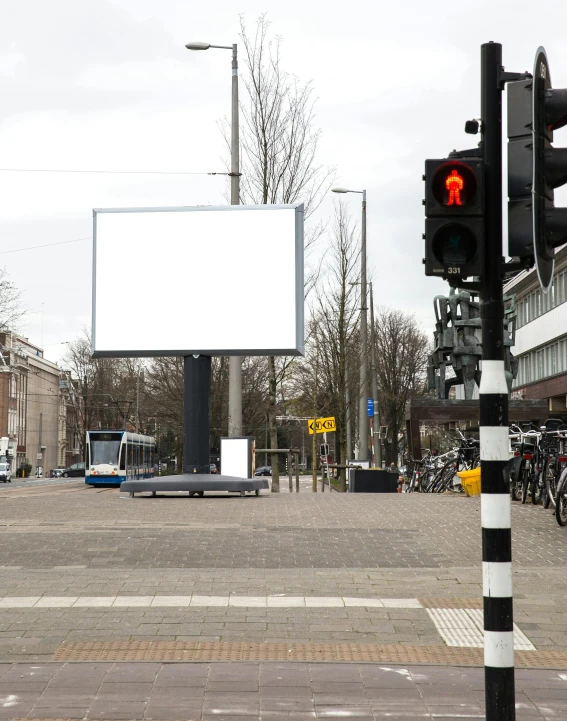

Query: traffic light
left=423, top=158, right=484, bottom=281
left=508, top=47, right=567, bottom=291
left=320, top=443, right=329, bottom=457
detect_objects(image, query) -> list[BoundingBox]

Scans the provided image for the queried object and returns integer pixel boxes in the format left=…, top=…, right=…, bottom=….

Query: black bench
left=120, top=474, right=269, bottom=498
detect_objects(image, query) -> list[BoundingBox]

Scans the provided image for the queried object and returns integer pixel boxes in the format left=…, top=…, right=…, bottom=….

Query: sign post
left=367, top=399, right=375, bottom=466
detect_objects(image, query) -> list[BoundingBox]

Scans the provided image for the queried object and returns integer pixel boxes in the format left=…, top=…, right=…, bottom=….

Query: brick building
left=0, top=333, right=82, bottom=475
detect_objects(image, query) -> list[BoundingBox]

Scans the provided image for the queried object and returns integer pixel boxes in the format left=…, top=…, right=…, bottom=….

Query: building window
left=515, top=335, right=567, bottom=388
left=515, top=266, right=567, bottom=329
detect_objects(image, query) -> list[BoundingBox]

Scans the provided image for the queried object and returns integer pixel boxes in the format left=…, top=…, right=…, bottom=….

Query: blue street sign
left=367, top=398, right=374, bottom=417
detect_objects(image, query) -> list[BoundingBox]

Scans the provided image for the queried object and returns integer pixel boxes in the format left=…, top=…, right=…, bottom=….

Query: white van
left=0, top=462, right=11, bottom=483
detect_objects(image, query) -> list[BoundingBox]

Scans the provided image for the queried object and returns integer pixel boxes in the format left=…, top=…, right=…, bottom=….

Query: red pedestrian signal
left=429, top=161, right=479, bottom=209
left=423, top=157, right=484, bottom=280
left=445, top=170, right=464, bottom=206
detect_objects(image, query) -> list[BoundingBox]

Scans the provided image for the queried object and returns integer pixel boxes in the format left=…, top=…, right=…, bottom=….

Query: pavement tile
left=151, top=595, right=192, bottom=606
left=106, top=662, right=161, bottom=682
left=35, top=597, right=78, bottom=608
left=150, top=687, right=205, bottom=700
left=88, top=700, right=148, bottom=719
left=111, top=596, right=153, bottom=607
left=0, top=680, right=49, bottom=693
left=268, top=597, right=306, bottom=607
left=145, top=705, right=204, bottom=720
left=191, top=596, right=229, bottom=606
left=0, top=695, right=38, bottom=719
left=206, top=681, right=259, bottom=693
left=259, top=686, right=314, bottom=699
left=0, top=597, right=41, bottom=607
left=202, top=716, right=260, bottom=721
left=260, top=699, right=316, bottom=712
left=314, top=707, right=375, bottom=717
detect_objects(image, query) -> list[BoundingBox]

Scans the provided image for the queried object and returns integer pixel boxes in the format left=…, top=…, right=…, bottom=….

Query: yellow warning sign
left=307, top=416, right=336, bottom=435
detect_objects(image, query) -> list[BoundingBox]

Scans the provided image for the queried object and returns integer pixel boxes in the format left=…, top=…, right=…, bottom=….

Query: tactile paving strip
left=426, top=607, right=536, bottom=650
left=51, top=640, right=567, bottom=668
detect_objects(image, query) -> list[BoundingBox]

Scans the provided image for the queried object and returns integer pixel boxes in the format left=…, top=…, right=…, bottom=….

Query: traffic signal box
left=508, top=48, right=567, bottom=291
left=424, top=158, right=484, bottom=281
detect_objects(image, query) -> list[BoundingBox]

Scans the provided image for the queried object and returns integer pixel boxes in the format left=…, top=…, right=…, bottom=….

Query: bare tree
left=289, top=203, right=360, bottom=488
left=62, top=331, right=129, bottom=455
left=0, top=268, right=25, bottom=332
left=143, top=356, right=184, bottom=468
left=373, top=309, right=429, bottom=465
left=142, top=355, right=270, bottom=473
left=235, top=13, right=334, bottom=490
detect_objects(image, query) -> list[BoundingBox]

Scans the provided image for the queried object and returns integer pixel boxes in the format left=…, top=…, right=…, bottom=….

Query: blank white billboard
left=92, top=204, right=304, bottom=357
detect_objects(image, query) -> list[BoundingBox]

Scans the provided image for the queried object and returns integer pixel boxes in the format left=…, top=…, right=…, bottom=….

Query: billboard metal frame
left=92, top=203, right=304, bottom=358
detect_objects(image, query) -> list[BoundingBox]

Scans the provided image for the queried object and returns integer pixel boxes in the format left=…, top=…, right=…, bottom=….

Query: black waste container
left=352, top=469, right=398, bottom=493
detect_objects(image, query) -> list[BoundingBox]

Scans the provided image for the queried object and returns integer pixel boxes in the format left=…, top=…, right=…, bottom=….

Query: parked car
left=0, top=462, right=11, bottom=483
left=209, top=464, right=218, bottom=474
left=62, top=462, right=85, bottom=478
left=255, top=466, right=272, bottom=477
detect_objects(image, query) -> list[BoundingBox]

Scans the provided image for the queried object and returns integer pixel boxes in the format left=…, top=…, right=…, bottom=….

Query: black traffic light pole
left=479, top=41, right=516, bottom=721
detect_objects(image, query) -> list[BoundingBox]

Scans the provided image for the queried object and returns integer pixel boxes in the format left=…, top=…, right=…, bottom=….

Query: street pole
left=312, top=332, right=318, bottom=493
left=135, top=369, right=140, bottom=434
left=358, top=191, right=368, bottom=460
left=479, top=41, right=515, bottom=721
left=184, top=40, right=241, bottom=470
left=369, top=282, right=381, bottom=467
left=345, top=357, right=352, bottom=460
left=228, top=43, right=243, bottom=437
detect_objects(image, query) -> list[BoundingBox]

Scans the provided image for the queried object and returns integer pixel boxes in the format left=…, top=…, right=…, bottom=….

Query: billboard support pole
left=183, top=355, right=211, bottom=473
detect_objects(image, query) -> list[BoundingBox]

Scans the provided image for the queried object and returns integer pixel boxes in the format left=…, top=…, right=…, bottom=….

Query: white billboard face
left=92, top=204, right=304, bottom=357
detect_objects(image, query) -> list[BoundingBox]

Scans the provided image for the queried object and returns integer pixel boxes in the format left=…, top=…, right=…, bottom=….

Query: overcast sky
left=2, top=0, right=567, bottom=365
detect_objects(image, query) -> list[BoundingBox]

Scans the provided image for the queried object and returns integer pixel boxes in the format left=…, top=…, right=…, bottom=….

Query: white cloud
left=0, top=52, right=25, bottom=76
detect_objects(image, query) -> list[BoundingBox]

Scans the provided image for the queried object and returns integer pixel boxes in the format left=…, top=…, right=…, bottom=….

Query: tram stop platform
left=120, top=474, right=269, bottom=498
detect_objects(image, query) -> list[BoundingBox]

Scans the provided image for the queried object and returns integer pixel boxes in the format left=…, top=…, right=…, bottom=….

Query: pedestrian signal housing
left=423, top=159, right=484, bottom=281
left=508, top=47, right=567, bottom=291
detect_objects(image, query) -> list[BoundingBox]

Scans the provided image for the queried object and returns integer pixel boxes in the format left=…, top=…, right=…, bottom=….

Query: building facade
left=505, top=245, right=567, bottom=413
left=0, top=335, right=28, bottom=470
left=59, top=370, right=82, bottom=468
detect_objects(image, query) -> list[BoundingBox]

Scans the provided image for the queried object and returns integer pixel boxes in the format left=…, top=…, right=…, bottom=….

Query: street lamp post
left=186, top=41, right=242, bottom=438
left=332, top=187, right=368, bottom=461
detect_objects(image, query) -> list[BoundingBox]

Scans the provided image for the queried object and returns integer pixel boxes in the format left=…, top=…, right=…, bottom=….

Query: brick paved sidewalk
left=2, top=482, right=567, bottom=716
left=3, top=661, right=566, bottom=720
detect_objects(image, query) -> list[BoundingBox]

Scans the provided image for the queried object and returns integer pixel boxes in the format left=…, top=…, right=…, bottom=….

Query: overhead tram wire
left=0, top=237, right=92, bottom=255
left=0, top=167, right=234, bottom=255
left=0, top=168, right=233, bottom=176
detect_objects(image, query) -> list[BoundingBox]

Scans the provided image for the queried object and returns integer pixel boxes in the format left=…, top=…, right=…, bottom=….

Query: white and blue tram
left=85, top=431, right=156, bottom=486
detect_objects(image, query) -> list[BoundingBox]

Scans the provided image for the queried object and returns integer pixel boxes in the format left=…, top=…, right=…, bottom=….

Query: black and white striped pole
left=479, top=41, right=515, bottom=720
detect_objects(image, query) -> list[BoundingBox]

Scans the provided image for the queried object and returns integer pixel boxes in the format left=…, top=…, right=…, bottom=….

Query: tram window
left=128, top=442, right=133, bottom=468
left=86, top=445, right=90, bottom=467
left=120, top=445, right=126, bottom=470
left=91, top=439, right=121, bottom=465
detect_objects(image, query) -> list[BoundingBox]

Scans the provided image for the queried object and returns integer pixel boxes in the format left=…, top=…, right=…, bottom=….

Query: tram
left=85, top=430, right=156, bottom=486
